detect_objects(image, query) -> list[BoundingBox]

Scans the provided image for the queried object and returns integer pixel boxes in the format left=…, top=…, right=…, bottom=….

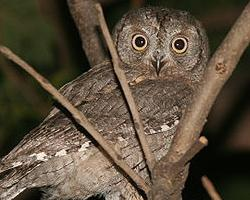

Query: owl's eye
left=171, top=37, right=188, bottom=54
left=132, top=34, right=148, bottom=51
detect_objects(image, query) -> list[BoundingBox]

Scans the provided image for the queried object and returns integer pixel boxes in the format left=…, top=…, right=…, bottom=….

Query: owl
left=0, top=7, right=209, bottom=200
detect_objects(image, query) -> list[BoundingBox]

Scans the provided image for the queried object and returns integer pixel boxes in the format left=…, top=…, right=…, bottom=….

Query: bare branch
left=202, top=176, right=222, bottom=200
left=0, top=46, right=150, bottom=194
left=95, top=3, right=156, bottom=173
left=151, top=1, right=250, bottom=199
left=67, top=0, right=109, bottom=66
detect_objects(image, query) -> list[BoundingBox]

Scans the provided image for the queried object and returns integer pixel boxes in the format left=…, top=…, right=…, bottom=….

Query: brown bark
left=202, top=176, right=222, bottom=200
left=67, top=0, right=109, bottom=66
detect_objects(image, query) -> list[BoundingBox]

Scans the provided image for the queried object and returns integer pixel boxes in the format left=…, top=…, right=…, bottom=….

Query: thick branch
left=95, top=3, right=156, bottom=173
left=151, top=1, right=250, bottom=199
left=67, top=0, right=109, bottom=66
left=0, top=46, right=150, bottom=194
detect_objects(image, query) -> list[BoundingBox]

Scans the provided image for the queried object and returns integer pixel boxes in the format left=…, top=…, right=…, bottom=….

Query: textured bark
left=67, top=0, right=109, bottom=66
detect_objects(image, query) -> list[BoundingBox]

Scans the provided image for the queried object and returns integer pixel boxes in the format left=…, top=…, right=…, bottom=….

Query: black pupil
left=174, top=39, right=185, bottom=50
left=135, top=36, right=146, bottom=48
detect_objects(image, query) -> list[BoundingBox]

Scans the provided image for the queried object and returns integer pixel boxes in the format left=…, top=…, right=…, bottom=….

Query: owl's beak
left=156, top=58, right=162, bottom=75
left=152, top=55, right=165, bottom=75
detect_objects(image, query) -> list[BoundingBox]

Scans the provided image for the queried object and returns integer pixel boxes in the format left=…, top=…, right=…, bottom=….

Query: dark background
left=0, top=0, right=249, bottom=199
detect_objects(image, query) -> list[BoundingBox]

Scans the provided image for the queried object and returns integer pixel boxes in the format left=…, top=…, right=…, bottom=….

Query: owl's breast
left=79, top=78, right=194, bottom=143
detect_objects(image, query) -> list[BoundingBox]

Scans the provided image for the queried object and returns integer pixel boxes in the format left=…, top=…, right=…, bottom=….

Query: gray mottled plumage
left=0, top=7, right=209, bottom=200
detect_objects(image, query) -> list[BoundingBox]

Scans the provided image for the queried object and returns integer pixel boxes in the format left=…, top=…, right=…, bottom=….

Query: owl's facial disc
left=113, top=7, right=209, bottom=82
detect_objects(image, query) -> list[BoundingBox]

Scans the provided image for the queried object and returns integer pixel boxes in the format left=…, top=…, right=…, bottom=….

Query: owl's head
left=113, top=7, right=209, bottom=84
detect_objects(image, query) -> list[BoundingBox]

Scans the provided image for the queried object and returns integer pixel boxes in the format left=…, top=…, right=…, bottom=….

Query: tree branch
left=2, top=1, right=249, bottom=199
left=67, top=0, right=109, bottom=66
left=95, top=3, right=156, bottom=174
left=202, top=176, right=222, bottom=200
left=168, top=1, right=250, bottom=163
left=0, top=46, right=150, bottom=194
left=151, top=1, right=250, bottom=199
left=150, top=137, right=208, bottom=199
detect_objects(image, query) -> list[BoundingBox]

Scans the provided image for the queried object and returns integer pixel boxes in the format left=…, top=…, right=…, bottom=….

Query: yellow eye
left=171, top=37, right=188, bottom=54
left=132, top=34, right=148, bottom=51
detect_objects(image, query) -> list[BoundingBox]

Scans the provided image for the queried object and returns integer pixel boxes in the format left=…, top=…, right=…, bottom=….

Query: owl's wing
left=0, top=111, right=92, bottom=200
left=1, top=61, right=114, bottom=163
left=46, top=60, right=116, bottom=119
left=0, top=61, right=119, bottom=199
left=0, top=60, right=193, bottom=200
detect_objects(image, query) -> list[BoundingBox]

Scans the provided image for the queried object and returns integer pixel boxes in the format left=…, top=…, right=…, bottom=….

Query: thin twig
left=177, top=136, right=208, bottom=166
left=0, top=45, right=150, bottom=194
left=95, top=3, right=156, bottom=174
left=202, top=176, right=222, bottom=200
